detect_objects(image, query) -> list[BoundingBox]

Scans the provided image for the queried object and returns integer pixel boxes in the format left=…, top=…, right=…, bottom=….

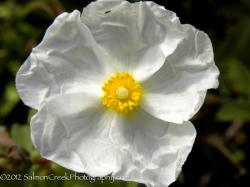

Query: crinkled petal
left=31, top=93, right=119, bottom=176
left=110, top=109, right=196, bottom=187
left=82, top=1, right=186, bottom=81
left=16, top=10, right=114, bottom=109
left=142, top=25, right=219, bottom=124
left=131, top=45, right=166, bottom=81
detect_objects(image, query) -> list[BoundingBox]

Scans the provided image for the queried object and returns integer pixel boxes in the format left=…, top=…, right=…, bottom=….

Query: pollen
left=102, top=72, right=143, bottom=113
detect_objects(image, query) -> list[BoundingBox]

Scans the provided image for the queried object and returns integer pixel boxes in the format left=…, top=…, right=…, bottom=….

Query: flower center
left=102, top=72, right=142, bottom=113
left=116, top=86, right=129, bottom=100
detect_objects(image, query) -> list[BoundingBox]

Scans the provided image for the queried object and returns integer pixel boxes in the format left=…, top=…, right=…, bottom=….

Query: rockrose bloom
left=16, top=0, right=219, bottom=186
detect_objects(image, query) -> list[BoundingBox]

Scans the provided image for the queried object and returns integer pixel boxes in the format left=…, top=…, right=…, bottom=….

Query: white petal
left=110, top=109, right=196, bottom=187
left=30, top=93, right=119, bottom=176
left=136, top=2, right=184, bottom=57
left=16, top=10, right=113, bottom=109
left=82, top=1, right=185, bottom=81
left=168, top=25, right=219, bottom=90
left=142, top=25, right=219, bottom=124
left=144, top=1, right=180, bottom=24
left=131, top=46, right=166, bottom=81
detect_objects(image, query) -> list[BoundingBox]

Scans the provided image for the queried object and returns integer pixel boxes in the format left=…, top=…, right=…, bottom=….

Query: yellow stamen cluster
left=102, top=72, right=143, bottom=113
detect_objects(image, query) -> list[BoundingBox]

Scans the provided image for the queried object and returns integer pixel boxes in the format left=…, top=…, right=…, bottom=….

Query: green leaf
left=216, top=101, right=250, bottom=121
left=220, top=59, right=250, bottom=95
left=0, top=2, right=12, bottom=19
left=217, top=19, right=250, bottom=60
left=11, top=124, right=33, bottom=152
left=126, top=182, right=139, bottom=187
left=0, top=157, right=8, bottom=164
left=231, top=150, right=246, bottom=162
left=6, top=60, right=21, bottom=76
left=0, top=83, right=19, bottom=117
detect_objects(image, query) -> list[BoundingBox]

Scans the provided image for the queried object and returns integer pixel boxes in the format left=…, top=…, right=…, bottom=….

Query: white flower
left=15, top=0, right=219, bottom=187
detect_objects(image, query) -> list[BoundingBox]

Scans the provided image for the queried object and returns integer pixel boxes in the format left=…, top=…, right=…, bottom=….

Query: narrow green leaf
left=216, top=101, right=250, bottom=121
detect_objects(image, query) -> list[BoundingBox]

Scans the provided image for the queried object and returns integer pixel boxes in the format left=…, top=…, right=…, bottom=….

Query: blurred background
left=0, top=0, right=250, bottom=187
